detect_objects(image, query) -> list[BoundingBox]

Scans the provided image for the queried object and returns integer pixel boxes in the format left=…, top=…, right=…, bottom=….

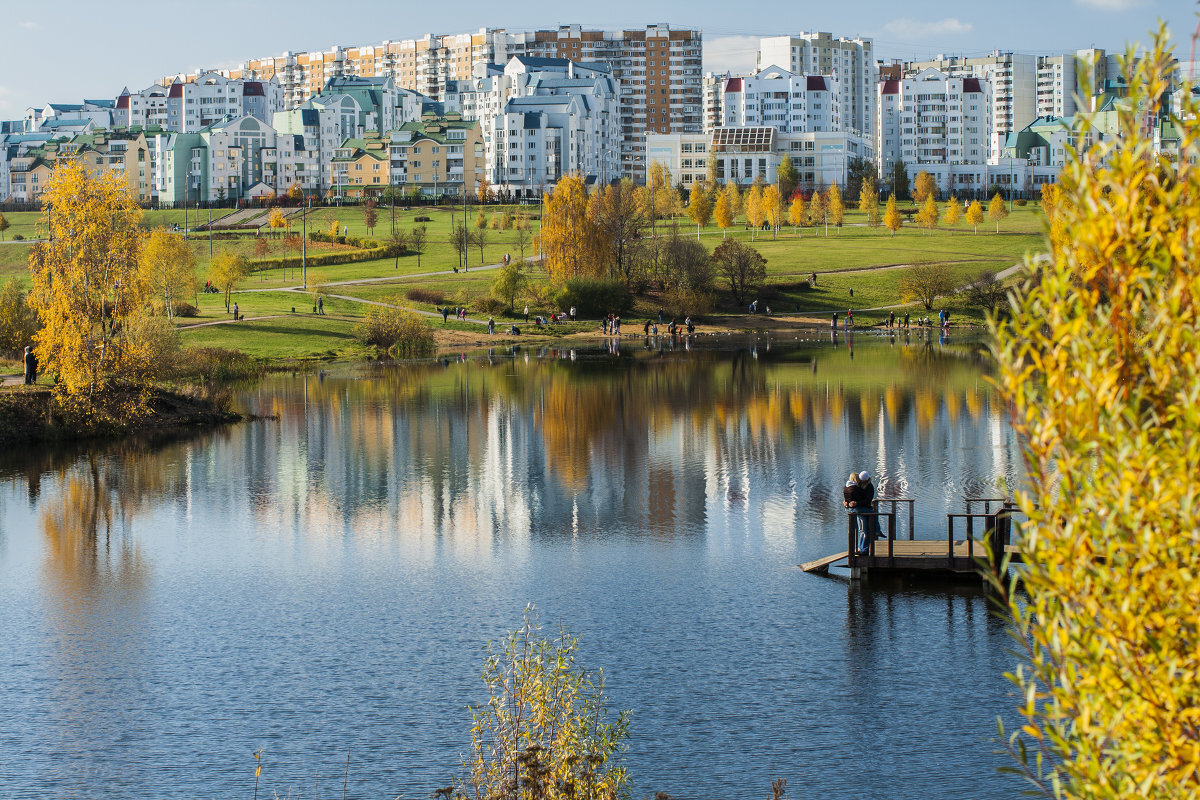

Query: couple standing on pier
left=844, top=470, right=884, bottom=555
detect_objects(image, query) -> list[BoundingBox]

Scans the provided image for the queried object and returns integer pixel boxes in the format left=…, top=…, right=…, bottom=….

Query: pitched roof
left=725, top=77, right=743, bottom=93
left=962, top=78, right=983, bottom=94
left=243, top=82, right=265, bottom=97
left=881, top=79, right=901, bottom=95
left=806, top=76, right=827, bottom=91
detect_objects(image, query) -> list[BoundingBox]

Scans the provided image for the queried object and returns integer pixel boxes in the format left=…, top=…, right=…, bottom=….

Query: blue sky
left=0, top=0, right=1193, bottom=117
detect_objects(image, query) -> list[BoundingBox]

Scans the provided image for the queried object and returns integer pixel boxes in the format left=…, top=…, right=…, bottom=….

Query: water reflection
left=0, top=338, right=1023, bottom=799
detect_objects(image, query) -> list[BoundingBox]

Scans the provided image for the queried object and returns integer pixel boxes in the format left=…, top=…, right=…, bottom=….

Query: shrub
left=11, top=234, right=24, bottom=241
left=553, top=277, right=633, bottom=318
left=1015, top=198, right=1028, bottom=207
left=414, top=215, right=432, bottom=222
left=120, top=314, right=180, bottom=382
left=0, top=277, right=39, bottom=358
left=664, top=286, right=716, bottom=318
left=474, top=295, right=505, bottom=314
left=406, top=288, right=445, bottom=305
left=172, top=302, right=200, bottom=318
left=356, top=303, right=435, bottom=356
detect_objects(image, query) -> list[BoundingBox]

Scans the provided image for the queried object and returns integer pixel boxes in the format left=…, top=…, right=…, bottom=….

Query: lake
left=0, top=332, right=1024, bottom=799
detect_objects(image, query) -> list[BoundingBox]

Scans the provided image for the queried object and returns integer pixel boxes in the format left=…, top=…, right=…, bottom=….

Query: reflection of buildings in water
left=199, top=344, right=1019, bottom=552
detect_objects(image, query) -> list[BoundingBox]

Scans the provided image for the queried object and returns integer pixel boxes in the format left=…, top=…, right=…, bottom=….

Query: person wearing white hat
left=857, top=471, right=883, bottom=542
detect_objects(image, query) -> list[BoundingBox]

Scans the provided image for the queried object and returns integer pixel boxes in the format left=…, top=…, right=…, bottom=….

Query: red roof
left=724, top=77, right=743, bottom=93
left=243, top=81, right=265, bottom=97
left=881, top=79, right=900, bottom=95
left=168, top=81, right=183, bottom=98
left=806, top=76, right=827, bottom=91
left=115, top=94, right=130, bottom=109
left=962, top=78, right=983, bottom=94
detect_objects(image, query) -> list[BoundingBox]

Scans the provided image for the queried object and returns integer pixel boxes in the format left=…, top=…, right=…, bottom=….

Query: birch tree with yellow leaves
left=992, top=27, right=1200, bottom=799
left=538, top=175, right=602, bottom=284
left=27, top=161, right=151, bottom=399
left=141, top=227, right=197, bottom=320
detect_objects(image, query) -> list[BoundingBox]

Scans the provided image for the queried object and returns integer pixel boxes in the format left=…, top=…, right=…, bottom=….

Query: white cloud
left=703, top=35, right=760, bottom=75
left=883, top=17, right=974, bottom=41
left=1072, top=0, right=1143, bottom=10
left=18, top=21, right=37, bottom=29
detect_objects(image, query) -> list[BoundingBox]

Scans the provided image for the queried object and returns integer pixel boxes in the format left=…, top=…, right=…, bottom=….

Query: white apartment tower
left=901, top=52, right=1036, bottom=161
left=721, top=66, right=840, bottom=133
left=757, top=32, right=877, bottom=139
left=877, top=69, right=992, bottom=194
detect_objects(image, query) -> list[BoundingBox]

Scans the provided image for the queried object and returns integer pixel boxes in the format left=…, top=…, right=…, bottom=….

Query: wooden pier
left=801, top=498, right=1020, bottom=580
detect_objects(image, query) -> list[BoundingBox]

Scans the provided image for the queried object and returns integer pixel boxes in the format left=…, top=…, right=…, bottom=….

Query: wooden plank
left=800, top=551, right=848, bottom=573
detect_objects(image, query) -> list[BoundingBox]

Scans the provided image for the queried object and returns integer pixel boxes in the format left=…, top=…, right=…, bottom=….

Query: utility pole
left=302, top=198, right=308, bottom=289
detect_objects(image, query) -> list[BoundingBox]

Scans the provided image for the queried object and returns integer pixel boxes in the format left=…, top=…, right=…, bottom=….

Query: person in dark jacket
left=23, top=346, right=38, bottom=385
left=857, top=471, right=883, bottom=542
left=843, top=473, right=868, bottom=554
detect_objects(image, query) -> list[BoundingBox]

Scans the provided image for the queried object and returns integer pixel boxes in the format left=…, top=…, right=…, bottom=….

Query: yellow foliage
left=826, top=182, right=845, bottom=228
left=788, top=194, right=807, bottom=231
left=883, top=193, right=902, bottom=236
left=538, top=176, right=603, bottom=284
left=141, top=227, right=197, bottom=320
left=942, top=197, right=962, bottom=228
left=687, top=179, right=713, bottom=228
left=915, top=194, right=939, bottom=234
left=913, top=170, right=936, bottom=203
left=27, top=160, right=151, bottom=398
left=208, top=251, right=249, bottom=313
left=714, top=192, right=734, bottom=232
left=965, top=199, right=985, bottom=233
left=723, top=181, right=742, bottom=218
left=763, top=185, right=784, bottom=233
left=987, top=192, right=1008, bottom=232
left=992, top=27, right=1200, bottom=798
left=745, top=184, right=765, bottom=235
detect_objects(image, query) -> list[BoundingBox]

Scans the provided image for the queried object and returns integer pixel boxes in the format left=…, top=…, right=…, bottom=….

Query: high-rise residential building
left=191, top=24, right=702, bottom=181
left=117, top=73, right=284, bottom=133
left=900, top=52, right=1036, bottom=161
left=876, top=69, right=992, bottom=197
left=757, top=32, right=877, bottom=140
left=721, top=67, right=841, bottom=133
left=702, top=71, right=729, bottom=133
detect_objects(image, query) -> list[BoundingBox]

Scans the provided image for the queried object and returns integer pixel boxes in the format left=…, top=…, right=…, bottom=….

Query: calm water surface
left=0, top=334, right=1023, bottom=799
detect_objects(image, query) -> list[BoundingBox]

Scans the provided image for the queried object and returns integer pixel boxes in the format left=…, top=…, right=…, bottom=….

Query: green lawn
left=178, top=314, right=367, bottom=361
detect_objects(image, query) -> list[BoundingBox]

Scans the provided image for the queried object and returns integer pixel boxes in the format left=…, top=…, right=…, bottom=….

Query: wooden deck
left=801, top=500, right=1022, bottom=580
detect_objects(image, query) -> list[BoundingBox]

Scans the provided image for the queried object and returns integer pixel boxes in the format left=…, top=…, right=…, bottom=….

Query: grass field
left=5, top=200, right=1050, bottom=360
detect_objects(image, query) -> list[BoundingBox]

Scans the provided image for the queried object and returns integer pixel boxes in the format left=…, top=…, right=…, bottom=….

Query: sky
left=0, top=0, right=1194, bottom=118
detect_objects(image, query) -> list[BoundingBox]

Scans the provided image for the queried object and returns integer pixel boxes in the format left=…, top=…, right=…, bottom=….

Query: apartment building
left=646, top=126, right=872, bottom=189
left=24, top=99, right=117, bottom=132
left=876, top=69, right=992, bottom=195
left=155, top=115, right=292, bottom=204
left=757, top=32, right=877, bottom=140
left=721, top=67, right=840, bottom=133
left=384, top=115, right=484, bottom=197
left=4, top=130, right=150, bottom=204
left=899, top=52, right=1035, bottom=161
left=201, top=24, right=701, bottom=182
left=702, top=71, right=729, bottom=133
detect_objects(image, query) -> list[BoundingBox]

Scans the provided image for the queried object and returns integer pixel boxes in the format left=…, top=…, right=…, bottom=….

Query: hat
left=858, top=471, right=871, bottom=482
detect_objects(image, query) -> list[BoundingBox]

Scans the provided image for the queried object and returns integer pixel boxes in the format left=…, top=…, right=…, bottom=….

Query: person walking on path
left=570, top=306, right=576, bottom=322
left=317, top=296, right=324, bottom=315
left=23, top=346, right=37, bottom=385
left=523, top=304, right=529, bottom=322
left=233, top=302, right=239, bottom=321
left=441, top=306, right=449, bottom=323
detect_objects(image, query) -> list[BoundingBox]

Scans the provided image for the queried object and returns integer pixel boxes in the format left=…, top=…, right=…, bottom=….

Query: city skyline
left=0, top=0, right=1192, bottom=119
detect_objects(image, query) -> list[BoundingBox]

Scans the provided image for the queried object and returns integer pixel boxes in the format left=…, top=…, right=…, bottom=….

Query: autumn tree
left=458, top=607, right=630, bottom=800
left=513, top=225, right=532, bottom=262
left=491, top=260, right=528, bottom=313
left=476, top=175, right=492, bottom=203
left=723, top=181, right=742, bottom=221
left=992, top=32, right=1200, bottom=799
left=141, top=227, right=197, bottom=320
left=988, top=192, right=1009, bottom=232
left=942, top=196, right=962, bottom=230
left=705, top=148, right=719, bottom=190
left=328, top=219, right=340, bottom=237
left=788, top=194, right=806, bottom=237
left=286, top=181, right=303, bottom=202
left=898, top=261, right=953, bottom=309
left=745, top=183, right=765, bottom=239
left=27, top=161, right=150, bottom=398
left=539, top=176, right=602, bottom=283
left=1039, top=182, right=1062, bottom=221
left=687, top=179, right=712, bottom=236
left=712, top=238, right=767, bottom=305
left=776, top=154, right=799, bottom=201
left=826, top=182, right=845, bottom=234
left=912, top=170, right=937, bottom=203
left=0, top=277, right=39, bottom=357
left=449, top=224, right=469, bottom=268
left=475, top=209, right=488, bottom=230
left=362, top=198, right=379, bottom=236
left=473, top=226, right=489, bottom=263
left=808, top=189, right=826, bottom=230
left=253, top=236, right=269, bottom=258
left=208, top=251, right=248, bottom=313
left=409, top=225, right=428, bottom=269
left=389, top=229, right=409, bottom=271
left=268, top=208, right=287, bottom=239
left=589, top=180, right=645, bottom=285
left=965, top=200, right=985, bottom=234
left=638, top=161, right=675, bottom=235
left=858, top=175, right=878, bottom=227
left=714, top=192, right=733, bottom=238
left=915, top=194, right=939, bottom=235
left=0, top=212, right=9, bottom=241
left=883, top=193, right=902, bottom=236
left=763, top=185, right=784, bottom=239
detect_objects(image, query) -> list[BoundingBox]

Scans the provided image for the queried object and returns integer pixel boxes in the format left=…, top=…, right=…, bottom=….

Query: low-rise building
left=385, top=114, right=484, bottom=197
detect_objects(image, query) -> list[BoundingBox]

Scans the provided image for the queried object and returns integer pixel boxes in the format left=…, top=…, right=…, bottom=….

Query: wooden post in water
left=848, top=514, right=861, bottom=580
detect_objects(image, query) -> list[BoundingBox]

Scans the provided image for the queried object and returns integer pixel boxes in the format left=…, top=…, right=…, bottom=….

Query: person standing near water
left=831, top=312, right=839, bottom=330
left=23, top=346, right=37, bottom=385
left=844, top=473, right=868, bottom=555
left=487, top=316, right=495, bottom=335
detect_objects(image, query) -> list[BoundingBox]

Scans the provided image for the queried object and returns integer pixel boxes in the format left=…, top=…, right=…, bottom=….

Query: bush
left=664, top=286, right=716, bottom=318
left=356, top=304, right=435, bottom=356
left=1015, top=199, right=1029, bottom=207
left=11, top=234, right=23, bottom=241
left=406, top=288, right=445, bottom=305
left=0, top=277, right=39, bottom=357
left=553, top=277, right=633, bottom=318
left=414, top=215, right=432, bottom=223
left=120, top=314, right=180, bottom=382
left=307, top=231, right=382, bottom=249
left=173, top=302, right=200, bottom=318
left=474, top=295, right=505, bottom=315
